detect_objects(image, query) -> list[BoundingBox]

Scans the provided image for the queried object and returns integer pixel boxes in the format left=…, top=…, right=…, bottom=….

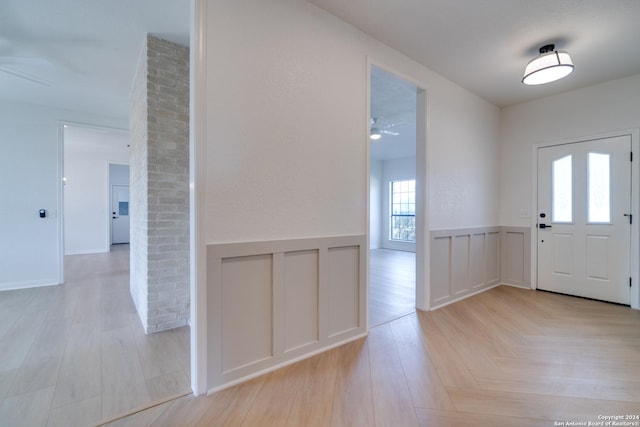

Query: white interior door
left=111, top=185, right=130, bottom=244
left=537, top=135, right=631, bottom=304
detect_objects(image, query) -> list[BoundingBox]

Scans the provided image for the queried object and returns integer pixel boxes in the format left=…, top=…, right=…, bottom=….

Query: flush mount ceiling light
left=522, top=44, right=574, bottom=85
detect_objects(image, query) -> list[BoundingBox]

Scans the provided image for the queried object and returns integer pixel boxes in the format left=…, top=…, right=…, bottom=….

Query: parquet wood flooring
left=106, top=285, right=640, bottom=427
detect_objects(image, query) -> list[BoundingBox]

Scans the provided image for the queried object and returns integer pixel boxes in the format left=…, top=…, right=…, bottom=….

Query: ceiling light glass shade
left=522, top=49, right=574, bottom=85
left=370, top=128, right=382, bottom=140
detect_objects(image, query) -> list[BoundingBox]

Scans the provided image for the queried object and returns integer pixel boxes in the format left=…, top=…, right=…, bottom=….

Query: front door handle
left=539, top=223, right=552, bottom=229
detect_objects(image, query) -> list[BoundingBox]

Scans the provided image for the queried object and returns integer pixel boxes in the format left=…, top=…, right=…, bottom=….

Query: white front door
left=111, top=185, right=130, bottom=244
left=537, top=135, right=631, bottom=305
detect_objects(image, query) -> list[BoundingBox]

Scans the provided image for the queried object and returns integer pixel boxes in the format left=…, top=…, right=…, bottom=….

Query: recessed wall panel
left=586, top=235, right=609, bottom=280
left=486, top=232, right=499, bottom=283
left=505, top=232, right=525, bottom=283
left=284, top=250, right=319, bottom=351
left=470, top=233, right=485, bottom=288
left=328, top=246, right=359, bottom=336
left=552, top=233, right=574, bottom=276
left=452, top=235, right=470, bottom=294
left=431, top=236, right=451, bottom=302
left=221, top=254, right=273, bottom=372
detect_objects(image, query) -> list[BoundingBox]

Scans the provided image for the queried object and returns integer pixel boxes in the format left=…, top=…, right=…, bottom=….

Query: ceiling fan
left=370, top=117, right=402, bottom=140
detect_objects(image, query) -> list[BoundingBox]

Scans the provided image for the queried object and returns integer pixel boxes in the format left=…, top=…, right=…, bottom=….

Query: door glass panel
left=588, top=152, right=611, bottom=223
left=119, top=201, right=129, bottom=216
left=552, top=155, right=572, bottom=223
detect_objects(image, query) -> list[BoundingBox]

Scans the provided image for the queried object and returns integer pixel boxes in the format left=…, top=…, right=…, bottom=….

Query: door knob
left=539, top=223, right=552, bottom=229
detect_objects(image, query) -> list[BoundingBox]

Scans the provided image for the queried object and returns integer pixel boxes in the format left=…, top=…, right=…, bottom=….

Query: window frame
left=389, top=179, right=416, bottom=243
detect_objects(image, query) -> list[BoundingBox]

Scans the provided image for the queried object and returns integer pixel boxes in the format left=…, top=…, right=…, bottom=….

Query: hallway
left=0, top=246, right=190, bottom=426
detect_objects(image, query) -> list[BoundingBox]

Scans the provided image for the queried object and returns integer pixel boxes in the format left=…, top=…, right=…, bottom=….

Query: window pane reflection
left=552, top=155, right=572, bottom=223
left=588, top=152, right=611, bottom=223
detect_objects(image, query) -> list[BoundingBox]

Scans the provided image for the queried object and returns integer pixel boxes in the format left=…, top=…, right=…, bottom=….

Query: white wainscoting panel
left=430, top=235, right=451, bottom=303
left=451, top=235, right=470, bottom=295
left=221, top=254, right=273, bottom=372
left=284, top=250, right=319, bottom=351
left=469, top=233, right=486, bottom=289
left=501, top=227, right=531, bottom=288
left=328, top=246, right=360, bottom=337
left=207, top=235, right=366, bottom=391
left=430, top=227, right=501, bottom=308
left=486, top=231, right=500, bottom=284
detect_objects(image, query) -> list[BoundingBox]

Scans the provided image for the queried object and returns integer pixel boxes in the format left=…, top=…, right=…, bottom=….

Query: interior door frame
left=109, top=177, right=130, bottom=246
left=108, top=162, right=130, bottom=246
left=530, top=129, right=640, bottom=309
left=366, top=59, right=430, bottom=319
left=57, top=122, right=65, bottom=284
left=59, top=122, right=130, bottom=278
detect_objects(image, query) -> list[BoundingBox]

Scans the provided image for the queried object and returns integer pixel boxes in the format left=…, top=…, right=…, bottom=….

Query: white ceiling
left=370, top=66, right=417, bottom=161
left=0, top=0, right=189, bottom=119
left=2, top=0, right=639, bottom=126
left=310, top=0, right=640, bottom=107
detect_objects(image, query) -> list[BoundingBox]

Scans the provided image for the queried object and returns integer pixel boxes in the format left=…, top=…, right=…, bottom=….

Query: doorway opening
left=369, top=65, right=421, bottom=326
left=63, top=124, right=129, bottom=255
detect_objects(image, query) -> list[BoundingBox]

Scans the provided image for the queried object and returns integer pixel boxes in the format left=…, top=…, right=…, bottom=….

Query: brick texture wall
left=130, top=38, right=149, bottom=329
left=130, top=35, right=190, bottom=333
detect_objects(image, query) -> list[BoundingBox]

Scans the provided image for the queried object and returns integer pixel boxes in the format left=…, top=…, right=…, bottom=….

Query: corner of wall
left=429, top=225, right=532, bottom=309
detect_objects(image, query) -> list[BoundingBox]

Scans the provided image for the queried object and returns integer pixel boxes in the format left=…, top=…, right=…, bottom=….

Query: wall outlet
left=519, top=209, right=529, bottom=218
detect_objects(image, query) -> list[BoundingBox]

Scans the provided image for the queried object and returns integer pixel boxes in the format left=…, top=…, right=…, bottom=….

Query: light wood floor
left=369, top=249, right=415, bottom=327
left=0, top=245, right=190, bottom=427
left=105, top=285, right=640, bottom=427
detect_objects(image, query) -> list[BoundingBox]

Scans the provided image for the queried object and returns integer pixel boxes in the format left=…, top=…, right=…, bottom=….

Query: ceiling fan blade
left=382, top=121, right=406, bottom=129
left=0, top=65, right=53, bottom=86
left=381, top=129, right=399, bottom=136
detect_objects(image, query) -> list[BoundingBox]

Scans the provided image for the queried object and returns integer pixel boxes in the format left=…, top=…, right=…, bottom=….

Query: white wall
left=0, top=100, right=127, bottom=291
left=381, top=156, right=416, bottom=251
left=204, top=0, right=501, bottom=245
left=427, top=82, right=500, bottom=230
left=500, top=73, right=640, bottom=227
left=109, top=163, right=130, bottom=186
left=197, top=0, right=500, bottom=393
left=64, top=126, right=129, bottom=255
left=369, top=159, right=382, bottom=249
left=500, top=73, right=640, bottom=309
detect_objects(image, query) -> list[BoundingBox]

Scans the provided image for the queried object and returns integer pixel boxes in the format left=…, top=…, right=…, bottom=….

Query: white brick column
left=130, top=35, right=190, bottom=333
